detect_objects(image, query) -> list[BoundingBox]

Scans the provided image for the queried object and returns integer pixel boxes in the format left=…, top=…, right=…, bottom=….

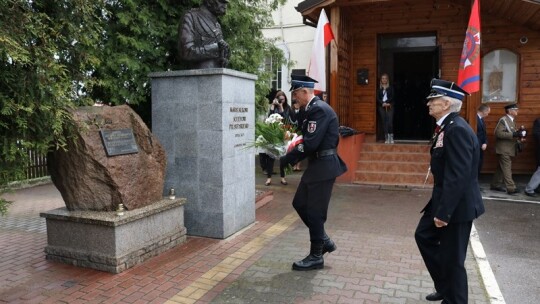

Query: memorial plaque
left=99, top=129, right=139, bottom=156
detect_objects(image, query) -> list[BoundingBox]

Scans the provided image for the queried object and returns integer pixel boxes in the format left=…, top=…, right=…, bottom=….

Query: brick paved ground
left=0, top=173, right=490, bottom=303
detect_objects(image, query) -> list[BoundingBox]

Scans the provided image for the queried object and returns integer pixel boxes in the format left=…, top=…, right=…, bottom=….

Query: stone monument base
left=40, top=198, right=187, bottom=273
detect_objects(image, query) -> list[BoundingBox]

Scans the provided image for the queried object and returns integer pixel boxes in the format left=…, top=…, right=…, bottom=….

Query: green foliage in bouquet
left=251, top=113, right=300, bottom=161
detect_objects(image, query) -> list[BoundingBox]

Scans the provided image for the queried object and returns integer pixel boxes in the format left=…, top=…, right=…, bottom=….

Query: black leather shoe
left=490, top=186, right=506, bottom=192
left=292, top=254, right=324, bottom=271
left=323, top=238, right=337, bottom=254
left=507, top=189, right=520, bottom=195
left=525, top=191, right=537, bottom=197
left=425, top=292, right=444, bottom=301
left=292, top=242, right=324, bottom=271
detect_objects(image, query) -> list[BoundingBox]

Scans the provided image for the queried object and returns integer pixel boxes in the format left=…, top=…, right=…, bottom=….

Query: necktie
left=435, top=125, right=441, bottom=134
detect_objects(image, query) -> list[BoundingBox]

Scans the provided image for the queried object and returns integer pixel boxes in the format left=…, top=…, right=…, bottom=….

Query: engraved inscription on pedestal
left=100, top=129, right=139, bottom=156
left=229, top=106, right=249, bottom=149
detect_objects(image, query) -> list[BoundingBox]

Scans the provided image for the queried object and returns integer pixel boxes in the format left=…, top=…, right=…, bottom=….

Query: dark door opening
left=393, top=51, right=437, bottom=140
left=377, top=34, right=439, bottom=142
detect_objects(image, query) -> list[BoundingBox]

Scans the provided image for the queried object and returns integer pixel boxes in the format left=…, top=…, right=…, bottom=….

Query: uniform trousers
left=292, top=178, right=335, bottom=242
left=492, top=154, right=516, bottom=191
left=415, top=211, right=472, bottom=304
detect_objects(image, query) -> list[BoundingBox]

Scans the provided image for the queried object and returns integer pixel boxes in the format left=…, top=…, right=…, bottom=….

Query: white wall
left=262, top=0, right=315, bottom=99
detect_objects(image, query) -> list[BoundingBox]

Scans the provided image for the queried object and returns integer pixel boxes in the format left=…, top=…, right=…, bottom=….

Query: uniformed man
left=415, top=79, right=485, bottom=303
left=280, top=75, right=347, bottom=271
left=490, top=103, right=525, bottom=195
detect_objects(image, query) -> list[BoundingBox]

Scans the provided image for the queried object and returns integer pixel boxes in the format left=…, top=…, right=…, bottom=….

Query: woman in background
left=376, top=73, right=395, bottom=144
left=262, top=90, right=289, bottom=186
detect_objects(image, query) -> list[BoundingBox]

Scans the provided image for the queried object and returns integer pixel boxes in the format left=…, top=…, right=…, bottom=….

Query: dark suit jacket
left=282, top=96, right=347, bottom=183
left=424, top=112, right=485, bottom=223
left=476, top=114, right=487, bottom=146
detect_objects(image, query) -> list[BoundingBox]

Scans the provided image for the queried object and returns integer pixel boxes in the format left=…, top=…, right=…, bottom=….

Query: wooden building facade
left=297, top=0, right=540, bottom=174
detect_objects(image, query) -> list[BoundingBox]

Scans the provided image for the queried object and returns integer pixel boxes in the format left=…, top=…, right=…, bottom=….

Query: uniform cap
left=290, top=75, right=318, bottom=92
left=504, top=103, right=519, bottom=110
left=426, top=79, right=470, bottom=101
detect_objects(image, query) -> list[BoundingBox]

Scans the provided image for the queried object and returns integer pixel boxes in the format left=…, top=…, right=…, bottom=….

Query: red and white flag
left=307, top=9, right=335, bottom=93
left=457, top=0, right=481, bottom=93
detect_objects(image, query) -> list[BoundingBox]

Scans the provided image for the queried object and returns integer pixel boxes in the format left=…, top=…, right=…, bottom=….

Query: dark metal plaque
left=99, top=129, right=139, bottom=157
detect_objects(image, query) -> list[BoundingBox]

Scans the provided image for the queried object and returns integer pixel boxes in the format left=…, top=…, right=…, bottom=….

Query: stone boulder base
left=48, top=105, right=166, bottom=211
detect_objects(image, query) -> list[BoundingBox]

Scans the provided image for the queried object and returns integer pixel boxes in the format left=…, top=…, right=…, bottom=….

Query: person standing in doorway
left=490, top=104, right=525, bottom=195
left=376, top=73, right=395, bottom=144
left=415, top=79, right=484, bottom=304
left=476, top=104, right=490, bottom=175
left=280, top=75, right=347, bottom=271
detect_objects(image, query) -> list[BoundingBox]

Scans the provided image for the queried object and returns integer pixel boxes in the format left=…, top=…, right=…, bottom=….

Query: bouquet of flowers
left=251, top=113, right=302, bottom=159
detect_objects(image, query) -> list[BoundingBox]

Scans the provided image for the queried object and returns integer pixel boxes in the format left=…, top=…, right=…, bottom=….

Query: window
left=482, top=50, right=518, bottom=102
left=265, top=57, right=282, bottom=91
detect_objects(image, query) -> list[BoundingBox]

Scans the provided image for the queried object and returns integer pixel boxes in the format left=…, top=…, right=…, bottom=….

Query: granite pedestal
left=150, top=69, right=256, bottom=239
left=150, top=69, right=256, bottom=238
left=40, top=198, right=187, bottom=273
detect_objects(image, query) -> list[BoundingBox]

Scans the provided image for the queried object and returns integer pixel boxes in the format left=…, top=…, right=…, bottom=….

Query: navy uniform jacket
left=424, top=112, right=485, bottom=223
left=282, top=96, right=347, bottom=183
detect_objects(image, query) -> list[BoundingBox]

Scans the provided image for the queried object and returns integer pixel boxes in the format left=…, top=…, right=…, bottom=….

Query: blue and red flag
left=457, top=0, right=481, bottom=93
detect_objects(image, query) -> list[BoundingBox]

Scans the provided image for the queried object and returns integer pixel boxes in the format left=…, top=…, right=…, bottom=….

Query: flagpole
left=329, top=8, right=339, bottom=110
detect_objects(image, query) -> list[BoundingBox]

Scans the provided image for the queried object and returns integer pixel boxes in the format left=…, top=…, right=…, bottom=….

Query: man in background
left=476, top=104, right=490, bottom=175
left=490, top=104, right=525, bottom=195
left=524, top=118, right=540, bottom=197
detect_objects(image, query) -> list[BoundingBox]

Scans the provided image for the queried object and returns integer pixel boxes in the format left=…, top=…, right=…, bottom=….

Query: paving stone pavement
left=0, top=173, right=490, bottom=303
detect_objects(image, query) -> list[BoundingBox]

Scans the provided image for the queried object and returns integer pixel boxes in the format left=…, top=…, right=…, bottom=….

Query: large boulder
left=48, top=105, right=166, bottom=211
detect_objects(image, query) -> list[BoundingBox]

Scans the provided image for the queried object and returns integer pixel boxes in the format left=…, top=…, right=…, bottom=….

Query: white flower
left=265, top=113, right=284, bottom=124
left=255, top=135, right=267, bottom=144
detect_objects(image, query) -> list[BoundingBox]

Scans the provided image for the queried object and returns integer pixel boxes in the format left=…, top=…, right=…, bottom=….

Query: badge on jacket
left=435, top=132, right=444, bottom=148
left=308, top=121, right=317, bottom=133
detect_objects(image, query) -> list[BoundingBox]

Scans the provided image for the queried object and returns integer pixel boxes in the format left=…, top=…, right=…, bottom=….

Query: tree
left=89, top=0, right=286, bottom=122
left=1, top=0, right=105, bottom=215
left=0, top=0, right=287, bottom=215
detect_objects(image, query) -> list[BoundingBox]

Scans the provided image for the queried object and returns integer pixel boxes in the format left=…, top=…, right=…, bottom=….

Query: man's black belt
left=314, top=149, right=337, bottom=158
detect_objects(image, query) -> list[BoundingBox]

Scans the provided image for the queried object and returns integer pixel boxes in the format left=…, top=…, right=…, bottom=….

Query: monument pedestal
left=40, top=198, right=186, bottom=273
left=150, top=69, right=257, bottom=239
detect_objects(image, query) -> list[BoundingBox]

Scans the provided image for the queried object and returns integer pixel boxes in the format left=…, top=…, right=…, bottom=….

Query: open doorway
left=378, top=34, right=439, bottom=142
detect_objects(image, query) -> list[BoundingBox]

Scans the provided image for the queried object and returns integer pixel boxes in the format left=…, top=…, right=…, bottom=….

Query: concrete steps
left=354, top=142, right=434, bottom=187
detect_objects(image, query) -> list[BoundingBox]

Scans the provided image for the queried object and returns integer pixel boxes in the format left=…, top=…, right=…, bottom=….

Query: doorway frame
left=376, top=32, right=440, bottom=142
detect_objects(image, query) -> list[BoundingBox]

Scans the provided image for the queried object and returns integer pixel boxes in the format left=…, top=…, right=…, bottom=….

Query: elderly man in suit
left=415, top=79, right=485, bottom=303
left=476, top=104, right=490, bottom=175
left=490, top=104, right=525, bottom=195
left=280, top=75, right=347, bottom=271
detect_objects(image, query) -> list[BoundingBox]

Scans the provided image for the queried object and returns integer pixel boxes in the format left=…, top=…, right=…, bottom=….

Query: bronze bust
left=178, top=0, right=230, bottom=69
